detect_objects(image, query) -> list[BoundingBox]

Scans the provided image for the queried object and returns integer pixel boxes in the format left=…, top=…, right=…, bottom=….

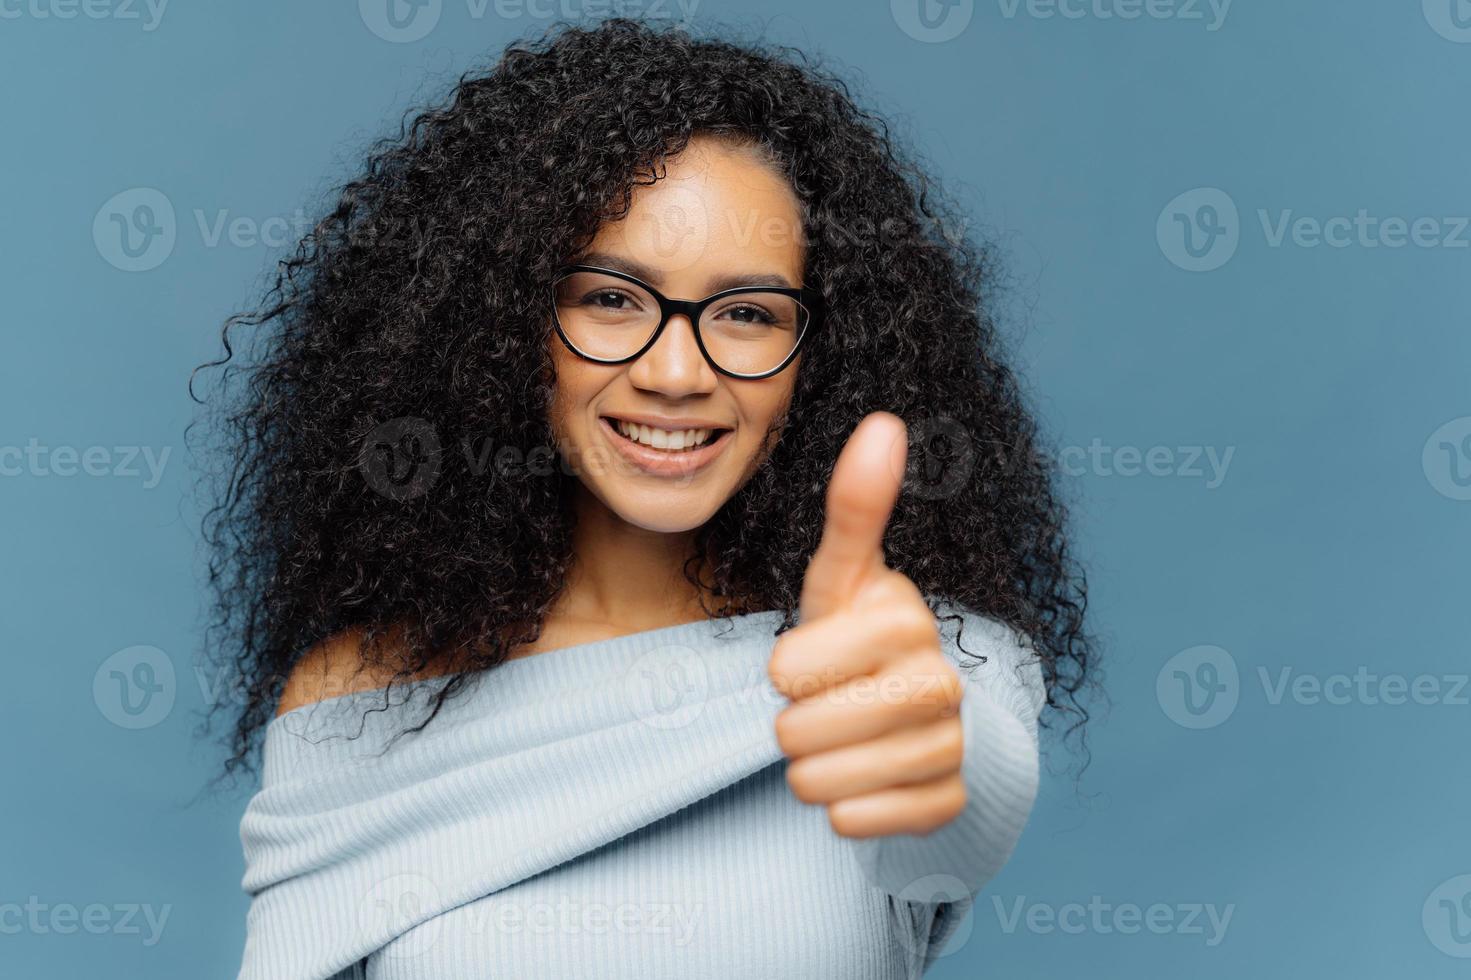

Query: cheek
left=547, top=353, right=618, bottom=447
left=753, top=376, right=799, bottom=431
left=735, top=381, right=798, bottom=456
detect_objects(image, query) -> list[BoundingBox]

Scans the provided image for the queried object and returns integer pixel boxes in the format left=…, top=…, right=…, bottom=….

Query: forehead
left=582, top=136, right=806, bottom=295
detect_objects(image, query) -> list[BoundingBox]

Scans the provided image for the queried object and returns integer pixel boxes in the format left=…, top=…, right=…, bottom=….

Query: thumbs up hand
left=769, top=412, right=968, bottom=839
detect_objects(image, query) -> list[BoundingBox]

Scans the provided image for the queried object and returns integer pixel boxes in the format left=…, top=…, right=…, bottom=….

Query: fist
left=769, top=412, right=967, bottom=839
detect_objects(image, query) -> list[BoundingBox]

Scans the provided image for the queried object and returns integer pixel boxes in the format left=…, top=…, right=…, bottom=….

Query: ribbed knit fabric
left=237, top=599, right=1045, bottom=980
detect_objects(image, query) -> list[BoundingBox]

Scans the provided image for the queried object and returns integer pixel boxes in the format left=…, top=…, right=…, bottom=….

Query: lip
left=597, top=415, right=733, bottom=478
left=601, top=412, right=733, bottom=430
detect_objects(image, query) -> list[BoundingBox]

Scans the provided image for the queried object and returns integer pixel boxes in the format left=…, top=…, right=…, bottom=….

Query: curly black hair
left=191, top=16, right=1096, bottom=781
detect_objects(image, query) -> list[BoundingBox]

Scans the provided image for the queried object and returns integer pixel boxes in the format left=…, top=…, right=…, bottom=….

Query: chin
left=601, top=486, right=722, bottom=534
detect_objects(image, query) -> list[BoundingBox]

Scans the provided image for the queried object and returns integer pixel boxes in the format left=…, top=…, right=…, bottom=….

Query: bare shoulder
left=274, top=627, right=422, bottom=717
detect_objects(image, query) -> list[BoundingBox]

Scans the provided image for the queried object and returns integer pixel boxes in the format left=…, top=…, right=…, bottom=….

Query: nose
left=626, top=313, right=720, bottom=397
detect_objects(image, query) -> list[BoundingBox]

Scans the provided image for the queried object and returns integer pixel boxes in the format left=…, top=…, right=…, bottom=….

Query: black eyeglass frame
left=550, top=264, right=824, bottom=380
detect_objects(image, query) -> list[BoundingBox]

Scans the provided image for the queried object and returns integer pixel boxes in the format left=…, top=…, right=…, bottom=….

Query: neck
left=555, top=485, right=718, bottom=631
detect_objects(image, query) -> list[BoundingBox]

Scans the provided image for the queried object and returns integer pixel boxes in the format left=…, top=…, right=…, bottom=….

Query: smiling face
left=547, top=135, right=808, bottom=534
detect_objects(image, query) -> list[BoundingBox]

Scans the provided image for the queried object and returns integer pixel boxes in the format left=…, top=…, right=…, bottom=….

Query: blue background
left=2, top=1, right=1468, bottom=976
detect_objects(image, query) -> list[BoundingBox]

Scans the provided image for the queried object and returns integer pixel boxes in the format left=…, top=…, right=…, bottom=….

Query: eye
left=715, top=302, right=778, bottom=325
left=586, top=288, right=642, bottom=311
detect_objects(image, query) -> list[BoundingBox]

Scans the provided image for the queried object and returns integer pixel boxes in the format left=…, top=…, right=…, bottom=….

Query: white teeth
left=613, top=419, right=715, bottom=452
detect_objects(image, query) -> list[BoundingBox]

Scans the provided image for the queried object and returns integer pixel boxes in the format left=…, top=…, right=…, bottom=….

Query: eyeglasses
left=550, top=264, right=822, bottom=380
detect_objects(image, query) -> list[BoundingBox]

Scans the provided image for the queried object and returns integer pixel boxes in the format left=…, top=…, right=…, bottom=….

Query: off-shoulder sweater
left=237, top=599, right=1046, bottom=979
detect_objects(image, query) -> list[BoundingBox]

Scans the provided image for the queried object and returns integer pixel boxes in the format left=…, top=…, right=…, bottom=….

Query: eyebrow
left=576, top=251, right=797, bottom=293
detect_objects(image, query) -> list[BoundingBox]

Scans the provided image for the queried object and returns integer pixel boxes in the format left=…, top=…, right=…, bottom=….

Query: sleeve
left=845, top=599, right=1046, bottom=901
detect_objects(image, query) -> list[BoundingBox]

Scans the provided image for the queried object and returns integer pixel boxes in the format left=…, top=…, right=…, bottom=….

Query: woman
left=197, top=17, right=1093, bottom=979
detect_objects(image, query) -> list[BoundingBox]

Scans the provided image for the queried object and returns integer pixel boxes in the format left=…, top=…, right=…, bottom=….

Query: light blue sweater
left=237, top=600, right=1045, bottom=979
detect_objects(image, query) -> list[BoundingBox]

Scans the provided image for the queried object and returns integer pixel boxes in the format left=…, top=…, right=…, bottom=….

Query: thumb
left=800, top=411, right=908, bottom=621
